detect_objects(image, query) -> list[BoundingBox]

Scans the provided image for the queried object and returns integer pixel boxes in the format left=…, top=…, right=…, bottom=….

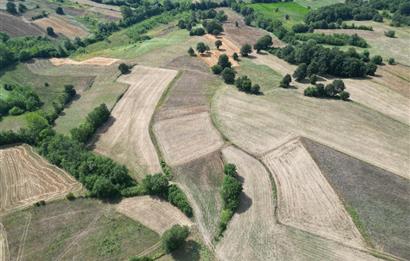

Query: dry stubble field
left=32, top=16, right=88, bottom=39
left=0, top=145, right=81, bottom=215
left=116, top=196, right=192, bottom=235
left=261, top=138, right=364, bottom=248
left=94, top=65, right=178, bottom=177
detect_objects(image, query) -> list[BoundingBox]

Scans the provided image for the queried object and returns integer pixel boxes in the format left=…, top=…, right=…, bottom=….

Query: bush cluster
left=304, top=79, right=350, bottom=101
left=0, top=85, right=42, bottom=117
left=161, top=225, right=190, bottom=253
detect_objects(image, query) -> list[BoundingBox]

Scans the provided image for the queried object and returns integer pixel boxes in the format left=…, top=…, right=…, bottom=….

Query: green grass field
left=294, top=0, right=343, bottom=9
left=248, top=2, right=309, bottom=29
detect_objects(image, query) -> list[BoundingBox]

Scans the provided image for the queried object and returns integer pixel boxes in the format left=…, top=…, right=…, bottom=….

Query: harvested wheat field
left=0, top=12, right=43, bottom=37
left=213, top=88, right=409, bottom=179
left=0, top=224, right=7, bottom=261
left=49, top=57, right=119, bottom=66
left=262, top=138, right=364, bottom=248
left=94, top=66, right=177, bottom=177
left=116, top=196, right=192, bottom=234
left=0, top=145, right=81, bottom=214
left=154, top=112, right=224, bottom=166
left=32, top=16, right=88, bottom=39
left=199, top=34, right=239, bottom=67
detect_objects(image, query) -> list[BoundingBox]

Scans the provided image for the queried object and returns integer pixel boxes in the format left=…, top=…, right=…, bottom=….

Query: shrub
left=371, top=55, right=383, bottom=65
left=221, top=68, right=236, bottom=84
left=9, top=106, right=24, bottom=115
left=366, top=62, right=378, bottom=76
left=253, top=35, right=272, bottom=53
left=215, top=40, right=222, bottom=49
left=196, top=42, right=209, bottom=54
left=161, top=225, right=189, bottom=253
left=339, top=91, right=350, bottom=101
left=280, top=74, right=292, bottom=88
left=56, top=7, right=64, bottom=15
left=6, top=2, right=17, bottom=14
left=309, top=74, right=317, bottom=84
left=293, top=63, right=307, bottom=82
left=384, top=30, right=395, bottom=38
left=141, top=173, right=169, bottom=197
left=218, top=54, right=231, bottom=69
left=211, top=64, right=223, bottom=75
left=240, top=44, right=252, bottom=57
left=235, top=75, right=252, bottom=93
left=232, top=52, right=239, bottom=61
left=168, top=184, right=193, bottom=217
left=118, top=63, right=130, bottom=74
left=251, top=84, right=260, bottom=94
left=66, top=192, right=76, bottom=200
left=292, top=23, right=309, bottom=33
left=224, top=163, right=237, bottom=177
left=187, top=47, right=195, bottom=56
left=189, top=27, right=205, bottom=36
left=221, top=175, right=242, bottom=211
left=129, top=257, right=153, bottom=261
left=388, top=58, right=396, bottom=65
left=46, top=27, right=55, bottom=36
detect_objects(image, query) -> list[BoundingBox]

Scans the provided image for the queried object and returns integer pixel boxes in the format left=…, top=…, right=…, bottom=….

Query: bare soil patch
left=116, top=196, right=193, bottom=235
left=49, top=57, right=119, bottom=66
left=0, top=11, right=43, bottom=37
left=94, top=65, right=177, bottom=177
left=199, top=34, right=239, bottom=67
left=165, top=55, right=210, bottom=73
left=0, top=145, right=81, bottom=215
left=32, top=16, right=88, bottom=39
left=303, top=138, right=410, bottom=260
left=154, top=112, right=224, bottom=166
left=262, top=138, right=365, bottom=248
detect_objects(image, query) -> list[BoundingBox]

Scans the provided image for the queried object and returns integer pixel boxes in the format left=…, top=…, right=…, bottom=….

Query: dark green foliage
left=388, top=58, right=396, bottom=65
left=215, top=39, right=222, bottom=49
left=384, top=30, right=395, bottom=38
left=142, top=173, right=169, bottom=197
left=196, top=42, right=209, bottom=54
left=293, top=63, right=307, bottom=82
left=47, top=27, right=55, bottom=37
left=240, top=44, right=252, bottom=57
left=339, top=91, right=350, bottom=101
left=211, top=64, right=223, bottom=75
left=309, top=74, right=317, bottom=84
left=224, top=163, right=237, bottom=177
left=18, top=3, right=27, bottom=13
left=235, top=75, right=252, bottom=93
left=221, top=67, right=236, bottom=84
left=0, top=85, right=42, bottom=117
left=9, top=106, right=24, bottom=115
left=253, top=35, right=272, bottom=53
left=189, top=27, right=205, bottom=36
left=6, top=2, right=17, bottom=14
left=304, top=79, right=349, bottom=101
left=118, top=63, right=130, bottom=74
left=203, top=19, right=223, bottom=35
left=161, top=225, right=189, bottom=253
left=366, top=62, right=378, bottom=76
left=70, top=104, right=110, bottom=143
left=371, top=55, right=383, bottom=65
left=233, top=52, right=239, bottom=61
left=218, top=54, right=231, bottom=69
left=129, top=257, right=153, bottom=261
left=280, top=74, right=292, bottom=88
left=292, top=23, right=309, bottom=33
left=221, top=175, right=242, bottom=211
left=168, top=185, right=193, bottom=217
left=66, top=192, right=76, bottom=201
left=56, top=7, right=65, bottom=15
left=187, top=47, right=195, bottom=56
left=295, top=33, right=368, bottom=48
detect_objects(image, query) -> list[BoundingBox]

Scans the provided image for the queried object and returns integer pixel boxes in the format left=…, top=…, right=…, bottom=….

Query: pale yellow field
left=94, top=66, right=178, bottom=176
left=50, top=57, right=119, bottom=66
left=0, top=145, right=81, bottom=215
left=116, top=196, right=192, bottom=235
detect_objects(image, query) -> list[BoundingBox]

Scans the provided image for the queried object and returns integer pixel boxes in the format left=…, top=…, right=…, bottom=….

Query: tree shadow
left=87, top=116, right=117, bottom=149
left=235, top=175, right=252, bottom=214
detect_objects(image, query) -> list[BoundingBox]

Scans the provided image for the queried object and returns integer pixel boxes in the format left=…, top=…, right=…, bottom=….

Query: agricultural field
left=294, top=0, right=344, bottom=9
left=32, top=15, right=88, bottom=39
left=94, top=65, right=178, bottom=177
left=248, top=2, right=309, bottom=29
left=0, top=144, right=81, bottom=215
left=0, top=11, right=43, bottom=37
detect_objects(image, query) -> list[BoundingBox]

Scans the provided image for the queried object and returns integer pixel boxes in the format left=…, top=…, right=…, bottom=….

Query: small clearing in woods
left=262, top=138, right=365, bottom=248
left=0, top=145, right=81, bottom=215
left=49, top=57, right=119, bottom=66
left=115, top=196, right=193, bottom=235
left=32, top=16, right=88, bottom=39
left=94, top=65, right=177, bottom=177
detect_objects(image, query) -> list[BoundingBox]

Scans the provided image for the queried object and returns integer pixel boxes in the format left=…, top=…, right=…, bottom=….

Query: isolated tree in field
left=232, top=52, right=239, bottom=61
left=235, top=21, right=239, bottom=27
left=235, top=75, right=252, bottom=92
left=240, top=44, right=252, bottom=57
left=56, top=7, right=64, bottom=15
left=196, top=42, right=209, bottom=54
left=339, top=91, right=350, bottom=101
left=46, top=27, right=55, bottom=36
left=162, top=225, right=189, bottom=253
left=187, top=47, right=195, bottom=56
left=218, top=54, right=231, bottom=69
left=253, top=35, right=272, bottom=53
left=388, top=58, right=396, bottom=65
left=215, top=40, right=222, bottom=50
left=293, top=63, right=307, bottom=82
left=384, top=30, right=395, bottom=38
left=280, top=74, right=292, bottom=88
left=118, top=63, right=130, bottom=74
left=6, top=2, right=17, bottom=14
left=371, top=55, right=383, bottom=65
left=221, top=68, right=236, bottom=84
left=251, top=84, right=260, bottom=94
left=211, top=64, right=223, bottom=75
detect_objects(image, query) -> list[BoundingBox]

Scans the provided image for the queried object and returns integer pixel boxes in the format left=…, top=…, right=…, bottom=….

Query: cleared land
left=50, top=57, right=119, bottom=66
left=0, top=145, right=81, bottom=215
left=304, top=138, right=410, bottom=259
left=0, top=12, right=43, bottom=37
left=116, top=196, right=192, bottom=235
left=154, top=112, right=224, bottom=166
left=316, top=21, right=410, bottom=66
left=32, top=15, right=88, bottom=39
left=199, top=34, right=239, bottom=67
left=213, top=87, right=409, bottom=179
left=0, top=199, right=159, bottom=260
left=73, top=0, right=122, bottom=19
left=262, top=138, right=365, bottom=248
left=94, top=65, right=177, bottom=176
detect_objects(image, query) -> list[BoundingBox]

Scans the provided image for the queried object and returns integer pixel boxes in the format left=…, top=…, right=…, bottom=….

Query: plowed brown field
left=94, top=66, right=178, bottom=176
left=0, top=12, right=43, bottom=37
left=32, top=16, right=88, bottom=39
left=262, top=138, right=365, bottom=248
left=116, top=196, right=192, bottom=234
left=0, top=145, right=81, bottom=215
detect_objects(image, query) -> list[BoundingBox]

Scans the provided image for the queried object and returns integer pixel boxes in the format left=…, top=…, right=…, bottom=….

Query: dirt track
left=0, top=145, right=81, bottom=215
left=49, top=57, right=119, bottom=66
left=116, top=196, right=192, bottom=234
left=262, top=138, right=365, bottom=248
left=94, top=65, right=177, bottom=176
left=32, top=16, right=88, bottom=39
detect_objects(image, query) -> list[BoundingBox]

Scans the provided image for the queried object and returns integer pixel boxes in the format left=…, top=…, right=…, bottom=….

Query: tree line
left=0, top=84, right=42, bottom=118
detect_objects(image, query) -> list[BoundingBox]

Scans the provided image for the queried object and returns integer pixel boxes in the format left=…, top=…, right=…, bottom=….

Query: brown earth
left=0, top=145, right=82, bottom=215
left=115, top=196, right=192, bottom=235
left=262, top=138, right=365, bottom=248
left=199, top=34, right=240, bottom=67
left=49, top=57, right=119, bottom=66
left=74, top=0, right=122, bottom=19
left=32, top=15, right=88, bottom=39
left=0, top=11, right=43, bottom=37
left=94, top=65, right=178, bottom=177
